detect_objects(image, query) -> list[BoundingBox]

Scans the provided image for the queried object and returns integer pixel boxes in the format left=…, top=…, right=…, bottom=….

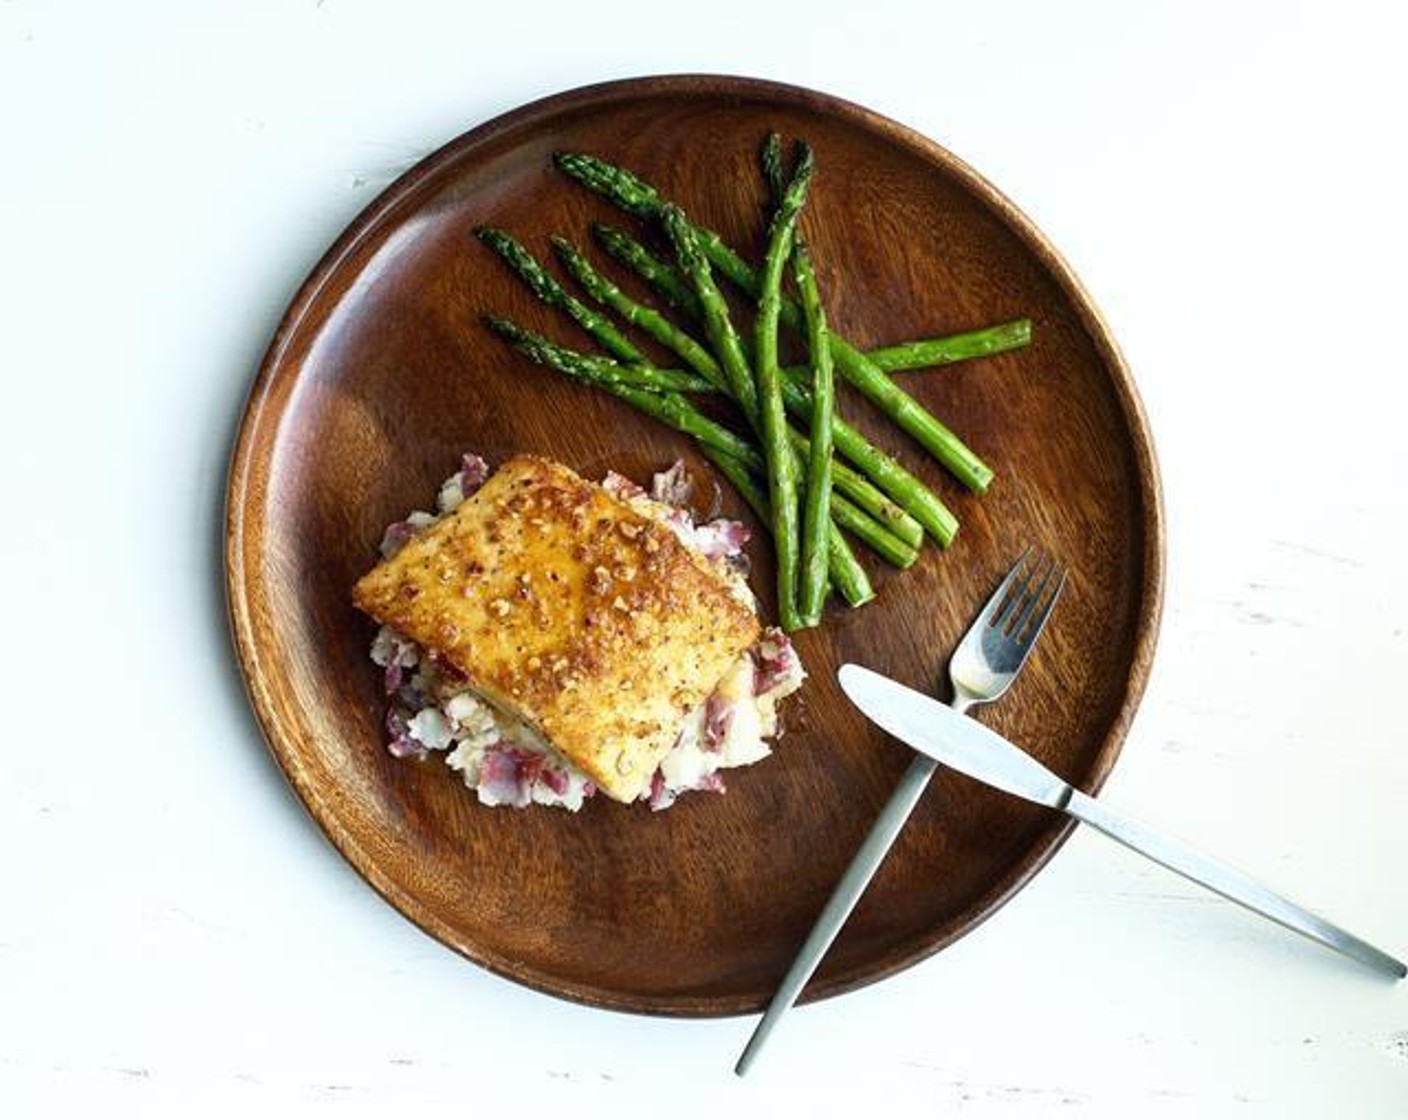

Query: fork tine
left=1015, top=566, right=1066, bottom=649
left=996, top=549, right=1053, bottom=634
left=1008, top=554, right=1061, bottom=638
left=978, top=546, right=1033, bottom=630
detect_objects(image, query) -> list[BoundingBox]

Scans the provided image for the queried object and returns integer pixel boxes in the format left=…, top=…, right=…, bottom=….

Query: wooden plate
left=226, top=75, right=1163, bottom=1015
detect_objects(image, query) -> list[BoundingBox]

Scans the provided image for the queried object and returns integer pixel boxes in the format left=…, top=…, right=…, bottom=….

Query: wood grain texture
left=224, top=75, right=1164, bottom=1016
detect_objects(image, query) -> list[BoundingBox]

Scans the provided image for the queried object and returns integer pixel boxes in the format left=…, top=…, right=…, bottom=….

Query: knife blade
left=837, top=663, right=1406, bottom=979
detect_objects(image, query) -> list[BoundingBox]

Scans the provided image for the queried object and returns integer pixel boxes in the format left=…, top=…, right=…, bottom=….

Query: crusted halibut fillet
left=353, top=455, right=761, bottom=802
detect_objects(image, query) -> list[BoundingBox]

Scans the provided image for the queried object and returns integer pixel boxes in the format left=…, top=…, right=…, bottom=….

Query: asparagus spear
left=592, top=223, right=703, bottom=318
left=568, top=228, right=950, bottom=546
left=489, top=308, right=915, bottom=565
left=476, top=232, right=714, bottom=394
left=593, top=224, right=1029, bottom=380
left=475, top=227, right=644, bottom=363
left=637, top=367, right=716, bottom=394
left=660, top=205, right=758, bottom=420
left=553, top=235, right=717, bottom=385
left=699, top=446, right=876, bottom=608
left=866, top=319, right=1032, bottom=371
left=593, top=363, right=716, bottom=394
left=483, top=317, right=756, bottom=466
left=712, top=457, right=915, bottom=578
left=719, top=244, right=996, bottom=493
left=826, top=494, right=914, bottom=568
left=787, top=432, right=920, bottom=550
left=484, top=317, right=886, bottom=603
left=779, top=377, right=955, bottom=545
left=594, top=220, right=1028, bottom=378
left=557, top=232, right=924, bottom=545
left=765, top=137, right=1027, bottom=384
left=761, top=132, right=788, bottom=211
left=763, top=132, right=838, bottom=617
left=753, top=145, right=815, bottom=630
left=555, top=151, right=995, bottom=492
left=792, top=237, right=836, bottom=623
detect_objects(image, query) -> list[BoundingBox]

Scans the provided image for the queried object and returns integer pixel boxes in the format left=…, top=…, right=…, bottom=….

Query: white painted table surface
left=3, top=1, right=1405, bottom=1115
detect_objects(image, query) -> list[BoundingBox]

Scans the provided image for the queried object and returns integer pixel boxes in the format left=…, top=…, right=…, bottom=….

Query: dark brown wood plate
left=225, top=75, right=1163, bottom=1016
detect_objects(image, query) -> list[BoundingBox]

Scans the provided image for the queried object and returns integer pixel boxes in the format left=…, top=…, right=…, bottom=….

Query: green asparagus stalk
left=828, top=494, right=916, bottom=568
left=483, top=282, right=918, bottom=565
left=753, top=145, right=815, bottom=630
left=489, top=233, right=918, bottom=549
left=552, top=235, right=718, bottom=381
left=779, top=378, right=956, bottom=546
left=660, top=205, right=758, bottom=420
left=484, top=317, right=888, bottom=602
left=596, top=363, right=716, bottom=394
left=761, top=132, right=788, bottom=211
left=700, top=449, right=905, bottom=595
left=555, top=151, right=995, bottom=492
left=566, top=214, right=929, bottom=560
left=786, top=431, right=920, bottom=550
left=483, top=317, right=757, bottom=467
left=475, top=227, right=645, bottom=364
left=763, top=133, right=842, bottom=614
left=592, top=223, right=702, bottom=318
left=793, top=237, right=836, bottom=623
left=593, top=224, right=1029, bottom=380
left=865, top=319, right=1032, bottom=371
left=713, top=244, right=996, bottom=493
left=568, top=228, right=950, bottom=546
left=699, top=445, right=873, bottom=607
left=771, top=138, right=1025, bottom=383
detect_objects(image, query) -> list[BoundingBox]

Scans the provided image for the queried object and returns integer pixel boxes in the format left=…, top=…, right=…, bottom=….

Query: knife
left=838, top=663, right=1406, bottom=979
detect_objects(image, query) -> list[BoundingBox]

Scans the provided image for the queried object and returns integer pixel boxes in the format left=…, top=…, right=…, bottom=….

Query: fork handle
left=1066, top=790, right=1406, bottom=978
left=735, top=754, right=940, bottom=1076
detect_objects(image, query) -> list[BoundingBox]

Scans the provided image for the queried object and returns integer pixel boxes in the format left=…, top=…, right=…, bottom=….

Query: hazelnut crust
left=353, top=456, right=760, bottom=801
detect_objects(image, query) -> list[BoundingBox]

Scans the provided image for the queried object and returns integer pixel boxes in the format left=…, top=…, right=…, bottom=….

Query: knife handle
left=735, top=754, right=940, bottom=1075
left=1065, top=790, right=1405, bottom=978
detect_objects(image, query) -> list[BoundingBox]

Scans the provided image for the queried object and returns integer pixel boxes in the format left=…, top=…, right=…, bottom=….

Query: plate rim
left=225, top=73, right=1166, bottom=1017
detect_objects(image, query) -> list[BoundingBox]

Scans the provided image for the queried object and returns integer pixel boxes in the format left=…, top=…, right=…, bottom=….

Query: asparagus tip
left=791, top=142, right=816, bottom=188
left=481, top=314, right=524, bottom=341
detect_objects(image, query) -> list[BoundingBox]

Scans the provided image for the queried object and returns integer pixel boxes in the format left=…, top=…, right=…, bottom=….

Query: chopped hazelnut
left=490, top=598, right=512, bottom=617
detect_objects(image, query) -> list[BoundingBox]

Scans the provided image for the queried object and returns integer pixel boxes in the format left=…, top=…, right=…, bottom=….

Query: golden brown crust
left=353, top=456, right=761, bottom=801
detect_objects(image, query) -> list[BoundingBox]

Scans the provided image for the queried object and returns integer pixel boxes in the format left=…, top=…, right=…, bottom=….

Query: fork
left=734, top=547, right=1065, bottom=1076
